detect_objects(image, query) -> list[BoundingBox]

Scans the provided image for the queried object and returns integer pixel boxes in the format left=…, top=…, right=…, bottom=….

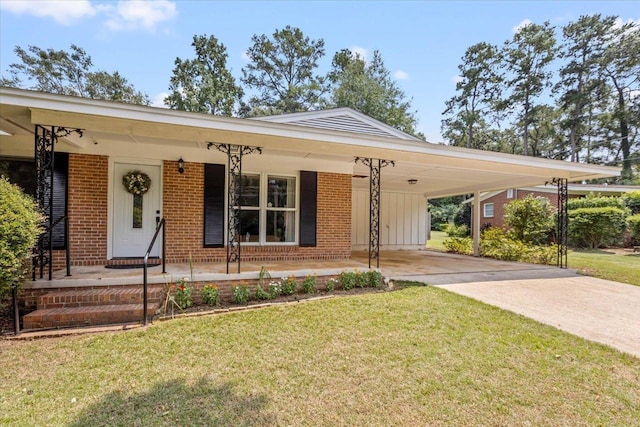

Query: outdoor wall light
left=178, top=157, right=185, bottom=174
left=408, top=179, right=418, bottom=185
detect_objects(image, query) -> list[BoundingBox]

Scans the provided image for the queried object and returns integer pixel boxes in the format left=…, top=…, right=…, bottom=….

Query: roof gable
left=251, top=108, right=422, bottom=141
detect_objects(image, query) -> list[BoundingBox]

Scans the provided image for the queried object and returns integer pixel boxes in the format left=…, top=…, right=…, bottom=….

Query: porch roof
left=0, top=87, right=620, bottom=198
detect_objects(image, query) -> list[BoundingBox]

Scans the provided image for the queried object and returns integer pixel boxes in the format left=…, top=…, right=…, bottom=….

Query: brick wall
left=65, top=153, right=109, bottom=266
left=162, top=160, right=352, bottom=263
left=480, top=189, right=560, bottom=229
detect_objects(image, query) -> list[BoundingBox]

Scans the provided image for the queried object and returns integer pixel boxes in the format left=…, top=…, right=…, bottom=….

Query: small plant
left=268, top=280, right=282, bottom=298
left=367, top=270, right=384, bottom=288
left=201, top=284, right=219, bottom=306
left=355, top=270, right=368, bottom=288
left=302, top=274, right=316, bottom=294
left=326, top=278, right=337, bottom=292
left=255, top=283, right=271, bottom=300
left=173, top=277, right=193, bottom=309
left=339, top=271, right=356, bottom=290
left=281, top=276, right=298, bottom=295
left=232, top=283, right=250, bottom=305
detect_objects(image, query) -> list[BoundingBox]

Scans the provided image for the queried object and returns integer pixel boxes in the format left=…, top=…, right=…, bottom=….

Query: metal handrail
left=142, top=218, right=166, bottom=325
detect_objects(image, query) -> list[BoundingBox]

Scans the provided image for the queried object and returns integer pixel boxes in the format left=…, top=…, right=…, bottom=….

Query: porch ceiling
left=0, top=87, right=620, bottom=198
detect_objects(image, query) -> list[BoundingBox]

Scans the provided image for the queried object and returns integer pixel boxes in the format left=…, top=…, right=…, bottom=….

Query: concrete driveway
left=378, top=250, right=640, bottom=358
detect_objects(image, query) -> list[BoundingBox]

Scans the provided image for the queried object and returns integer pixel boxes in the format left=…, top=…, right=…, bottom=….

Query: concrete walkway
left=407, top=271, right=640, bottom=359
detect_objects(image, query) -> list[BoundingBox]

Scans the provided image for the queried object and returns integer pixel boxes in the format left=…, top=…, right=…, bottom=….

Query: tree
left=555, top=15, right=613, bottom=162
left=241, top=26, right=327, bottom=115
left=503, top=195, right=555, bottom=245
left=442, top=42, right=502, bottom=148
left=0, top=178, right=44, bottom=300
left=327, top=49, right=420, bottom=137
left=165, top=34, right=243, bottom=116
left=500, top=22, right=557, bottom=156
left=599, top=19, right=640, bottom=182
left=1, top=44, right=149, bottom=104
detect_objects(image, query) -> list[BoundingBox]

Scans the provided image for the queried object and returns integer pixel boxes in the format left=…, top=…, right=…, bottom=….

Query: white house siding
left=352, top=189, right=427, bottom=250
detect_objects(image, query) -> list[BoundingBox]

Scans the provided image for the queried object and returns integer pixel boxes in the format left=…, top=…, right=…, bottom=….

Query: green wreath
left=122, top=170, right=151, bottom=195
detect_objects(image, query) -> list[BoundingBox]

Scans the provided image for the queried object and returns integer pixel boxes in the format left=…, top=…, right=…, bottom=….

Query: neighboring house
left=0, top=87, right=621, bottom=275
left=468, top=184, right=637, bottom=229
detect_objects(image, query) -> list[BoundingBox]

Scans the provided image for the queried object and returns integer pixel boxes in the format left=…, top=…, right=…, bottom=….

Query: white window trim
left=506, top=188, right=514, bottom=199
left=483, top=202, right=494, bottom=218
left=240, top=171, right=299, bottom=246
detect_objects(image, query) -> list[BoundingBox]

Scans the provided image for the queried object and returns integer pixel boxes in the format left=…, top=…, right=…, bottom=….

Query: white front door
left=112, top=163, right=162, bottom=258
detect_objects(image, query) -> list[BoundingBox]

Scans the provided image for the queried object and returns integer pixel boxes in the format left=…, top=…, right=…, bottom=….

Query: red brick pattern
left=162, top=161, right=352, bottom=263
left=66, top=153, right=109, bottom=265
left=480, top=189, right=561, bottom=229
left=53, top=157, right=352, bottom=268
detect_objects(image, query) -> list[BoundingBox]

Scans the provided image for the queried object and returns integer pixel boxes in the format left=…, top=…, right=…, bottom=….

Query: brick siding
left=480, top=189, right=560, bottom=229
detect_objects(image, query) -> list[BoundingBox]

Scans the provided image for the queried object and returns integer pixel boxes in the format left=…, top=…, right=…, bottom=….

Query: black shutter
left=51, top=152, right=68, bottom=250
left=299, top=171, right=317, bottom=247
left=203, top=163, right=225, bottom=247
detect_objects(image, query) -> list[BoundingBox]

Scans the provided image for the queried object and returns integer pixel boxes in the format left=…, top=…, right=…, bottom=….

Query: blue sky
left=1, top=0, right=638, bottom=142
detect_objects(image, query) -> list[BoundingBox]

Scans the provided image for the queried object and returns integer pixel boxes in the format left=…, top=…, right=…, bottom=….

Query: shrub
left=355, top=271, right=368, bottom=288
left=443, top=237, right=473, bottom=255
left=521, top=244, right=558, bottom=265
left=568, top=207, right=628, bottom=248
left=367, top=270, right=384, bottom=288
left=339, top=271, right=356, bottom=290
left=628, top=214, right=640, bottom=244
left=0, top=178, right=45, bottom=300
left=173, top=278, right=193, bottom=309
left=301, top=275, right=316, bottom=294
left=200, top=284, right=219, bottom=306
left=268, top=281, right=282, bottom=298
left=254, top=284, right=271, bottom=300
left=281, top=276, right=298, bottom=295
left=504, top=195, right=555, bottom=244
left=232, top=284, right=250, bottom=304
left=567, top=193, right=627, bottom=211
left=480, top=228, right=526, bottom=261
left=622, top=191, right=640, bottom=214
left=444, top=223, right=469, bottom=237
left=326, top=278, right=337, bottom=292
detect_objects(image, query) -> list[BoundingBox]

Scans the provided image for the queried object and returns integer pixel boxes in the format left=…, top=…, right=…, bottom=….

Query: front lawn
left=1, top=286, right=638, bottom=426
left=569, top=249, right=640, bottom=286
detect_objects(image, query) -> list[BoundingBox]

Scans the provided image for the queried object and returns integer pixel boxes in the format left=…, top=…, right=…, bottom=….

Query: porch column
left=209, top=143, right=262, bottom=274
left=553, top=177, right=568, bottom=268
left=355, top=157, right=394, bottom=268
left=33, top=125, right=82, bottom=280
left=473, top=190, right=481, bottom=257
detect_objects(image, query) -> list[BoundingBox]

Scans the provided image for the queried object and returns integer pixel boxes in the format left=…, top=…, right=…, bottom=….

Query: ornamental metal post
left=355, top=157, right=395, bottom=269
left=33, top=125, right=82, bottom=280
left=552, top=177, right=568, bottom=269
left=209, top=143, right=262, bottom=274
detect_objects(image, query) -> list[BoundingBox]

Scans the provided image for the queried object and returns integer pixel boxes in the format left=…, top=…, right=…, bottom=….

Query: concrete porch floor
left=27, top=249, right=565, bottom=290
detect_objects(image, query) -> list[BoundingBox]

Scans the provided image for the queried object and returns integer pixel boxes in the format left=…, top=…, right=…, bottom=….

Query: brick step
left=38, top=287, right=164, bottom=309
left=23, top=303, right=160, bottom=330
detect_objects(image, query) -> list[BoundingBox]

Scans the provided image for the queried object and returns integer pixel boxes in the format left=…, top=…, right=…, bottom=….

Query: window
left=238, top=173, right=297, bottom=244
left=483, top=202, right=494, bottom=218
left=507, top=188, right=514, bottom=199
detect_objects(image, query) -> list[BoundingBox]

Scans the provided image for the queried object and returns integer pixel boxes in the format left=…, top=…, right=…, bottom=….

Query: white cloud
left=0, top=0, right=97, bottom=25
left=394, top=70, right=409, bottom=80
left=0, top=0, right=177, bottom=31
left=350, top=46, right=369, bottom=62
left=613, top=17, right=640, bottom=29
left=451, top=75, right=464, bottom=84
left=241, top=51, right=251, bottom=62
left=512, top=18, right=532, bottom=33
left=151, top=92, right=168, bottom=108
left=104, top=0, right=177, bottom=32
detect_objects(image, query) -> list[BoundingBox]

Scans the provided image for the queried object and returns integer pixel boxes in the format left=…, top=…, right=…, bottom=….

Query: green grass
left=1, top=287, right=638, bottom=426
left=569, top=250, right=640, bottom=286
left=426, top=230, right=448, bottom=251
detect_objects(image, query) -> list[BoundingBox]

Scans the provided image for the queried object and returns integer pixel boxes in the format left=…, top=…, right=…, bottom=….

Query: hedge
left=568, top=207, right=628, bottom=248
